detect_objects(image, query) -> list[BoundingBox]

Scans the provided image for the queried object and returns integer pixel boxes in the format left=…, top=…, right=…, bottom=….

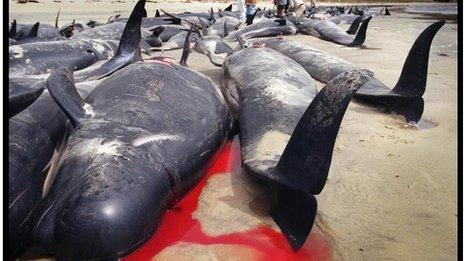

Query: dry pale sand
left=10, top=1, right=458, bottom=261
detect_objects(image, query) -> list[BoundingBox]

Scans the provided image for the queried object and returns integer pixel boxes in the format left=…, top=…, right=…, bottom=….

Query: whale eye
left=86, top=49, right=98, bottom=58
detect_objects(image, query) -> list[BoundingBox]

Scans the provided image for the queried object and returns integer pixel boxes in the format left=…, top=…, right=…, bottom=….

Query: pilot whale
left=259, top=20, right=445, bottom=122
left=295, top=16, right=372, bottom=46
left=8, top=0, right=147, bottom=257
left=9, top=39, right=117, bottom=76
left=221, top=46, right=372, bottom=250
left=31, top=27, right=231, bottom=260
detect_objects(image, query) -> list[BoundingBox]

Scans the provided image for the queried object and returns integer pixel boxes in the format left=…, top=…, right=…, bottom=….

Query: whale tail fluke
left=270, top=185, right=317, bottom=250
left=349, top=15, right=371, bottom=46
left=266, top=69, right=373, bottom=250
left=391, top=20, right=445, bottom=97
left=346, top=15, right=363, bottom=35
left=275, top=69, right=373, bottom=195
left=354, top=93, right=424, bottom=123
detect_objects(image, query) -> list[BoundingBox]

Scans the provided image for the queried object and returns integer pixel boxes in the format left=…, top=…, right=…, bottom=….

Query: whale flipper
left=391, top=20, right=445, bottom=97
left=346, top=15, right=363, bottom=35
left=276, top=69, right=373, bottom=195
left=46, top=69, right=89, bottom=127
left=349, top=16, right=371, bottom=46
left=9, top=86, right=44, bottom=118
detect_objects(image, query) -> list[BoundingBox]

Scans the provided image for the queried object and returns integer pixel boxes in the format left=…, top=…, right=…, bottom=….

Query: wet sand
left=10, top=2, right=458, bottom=261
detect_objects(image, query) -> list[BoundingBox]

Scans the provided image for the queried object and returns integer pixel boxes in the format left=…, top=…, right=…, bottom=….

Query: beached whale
left=32, top=28, right=231, bottom=261
left=8, top=1, right=146, bottom=257
left=221, top=46, right=372, bottom=250
left=296, top=16, right=372, bottom=46
left=152, top=30, right=198, bottom=51
left=259, top=20, right=445, bottom=122
left=224, top=19, right=298, bottom=42
left=201, top=16, right=241, bottom=37
left=149, top=24, right=189, bottom=42
left=9, top=39, right=117, bottom=76
left=71, top=21, right=159, bottom=48
left=193, top=35, right=234, bottom=66
left=9, top=20, right=65, bottom=44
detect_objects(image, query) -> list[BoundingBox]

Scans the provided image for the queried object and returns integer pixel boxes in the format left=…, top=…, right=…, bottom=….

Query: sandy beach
left=9, top=1, right=458, bottom=260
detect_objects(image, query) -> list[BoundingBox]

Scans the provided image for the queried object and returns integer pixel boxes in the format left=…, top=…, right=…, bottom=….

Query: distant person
left=237, top=0, right=246, bottom=22
left=275, top=0, right=287, bottom=18
left=309, top=0, right=316, bottom=8
left=288, top=0, right=306, bottom=16
left=245, top=0, right=257, bottom=25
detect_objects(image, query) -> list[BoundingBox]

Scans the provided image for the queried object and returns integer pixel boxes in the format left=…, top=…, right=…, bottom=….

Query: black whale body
left=32, top=60, right=231, bottom=260
left=221, top=47, right=372, bottom=250
left=260, top=20, right=446, bottom=122
left=8, top=0, right=148, bottom=257
left=9, top=39, right=117, bottom=76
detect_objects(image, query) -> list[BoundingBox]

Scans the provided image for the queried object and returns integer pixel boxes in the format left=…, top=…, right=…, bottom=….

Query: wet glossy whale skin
left=32, top=62, right=231, bottom=260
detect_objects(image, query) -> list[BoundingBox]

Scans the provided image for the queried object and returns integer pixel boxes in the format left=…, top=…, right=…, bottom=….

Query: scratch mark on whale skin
left=132, top=134, right=184, bottom=147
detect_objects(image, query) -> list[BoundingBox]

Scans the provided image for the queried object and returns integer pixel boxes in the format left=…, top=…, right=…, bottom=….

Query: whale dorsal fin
left=9, top=86, right=44, bottom=118
left=384, top=6, right=391, bottom=15
left=75, top=0, right=146, bottom=81
left=115, top=0, right=145, bottom=57
left=276, top=69, right=373, bottom=195
left=222, top=21, right=228, bottom=37
left=209, top=7, right=216, bottom=23
left=224, top=4, right=232, bottom=12
left=28, top=22, right=40, bottom=38
left=199, top=16, right=209, bottom=36
left=346, top=15, right=363, bottom=35
left=55, top=8, right=61, bottom=28
left=179, top=27, right=193, bottom=67
left=391, top=20, right=445, bottom=97
left=9, top=19, right=17, bottom=38
left=46, top=68, right=89, bottom=127
left=349, top=15, right=371, bottom=46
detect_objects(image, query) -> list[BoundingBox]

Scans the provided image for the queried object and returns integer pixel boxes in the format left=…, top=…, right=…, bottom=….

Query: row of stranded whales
left=8, top=0, right=446, bottom=259
left=221, top=46, right=372, bottom=249
left=8, top=0, right=148, bottom=257
left=256, top=19, right=445, bottom=122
